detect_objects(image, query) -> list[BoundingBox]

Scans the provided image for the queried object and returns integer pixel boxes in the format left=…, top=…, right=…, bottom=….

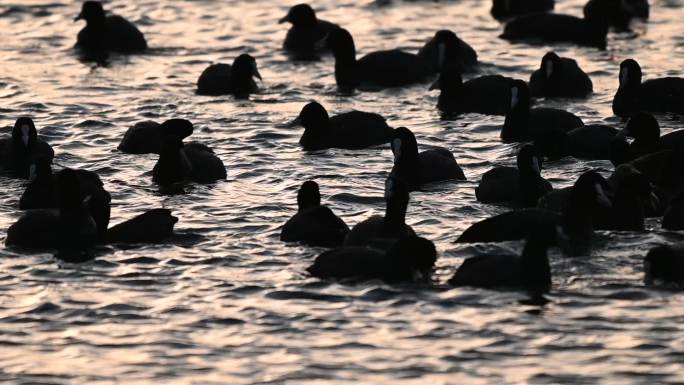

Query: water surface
left=1, top=0, right=684, bottom=384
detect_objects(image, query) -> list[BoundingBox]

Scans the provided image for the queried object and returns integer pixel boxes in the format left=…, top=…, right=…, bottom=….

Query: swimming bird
left=475, top=144, right=552, bottom=207
left=389, top=127, right=466, bottom=191
left=449, top=225, right=566, bottom=292
left=6, top=169, right=98, bottom=251
left=326, top=28, right=431, bottom=90
left=0, top=117, right=54, bottom=179
left=500, top=0, right=614, bottom=49
left=458, top=171, right=611, bottom=254
left=502, top=80, right=583, bottom=142
left=529, top=52, right=593, bottom=97
left=344, top=177, right=416, bottom=247
left=291, top=101, right=393, bottom=151
left=307, top=236, right=437, bottom=283
left=429, top=70, right=516, bottom=115
left=417, top=30, right=477, bottom=73
left=619, top=112, right=684, bottom=158
left=196, top=54, right=262, bottom=98
left=280, top=180, right=350, bottom=247
left=74, top=1, right=147, bottom=53
left=534, top=124, right=622, bottom=161
left=18, top=157, right=111, bottom=242
left=279, top=4, right=339, bottom=56
left=491, top=0, right=554, bottom=20
left=584, top=0, right=649, bottom=30
left=612, top=59, right=684, bottom=117
left=152, top=119, right=226, bottom=186
left=106, top=208, right=178, bottom=244
left=644, top=245, right=684, bottom=285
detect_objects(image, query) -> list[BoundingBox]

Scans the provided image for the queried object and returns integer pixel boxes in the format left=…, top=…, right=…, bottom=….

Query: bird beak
left=278, top=15, right=289, bottom=24
left=646, top=191, right=660, bottom=213
left=74, top=13, right=83, bottom=22
left=253, top=68, right=262, bottom=81
left=428, top=78, right=440, bottom=91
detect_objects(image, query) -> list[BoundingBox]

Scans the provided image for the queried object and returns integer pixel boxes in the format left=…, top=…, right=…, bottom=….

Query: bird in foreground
left=449, top=225, right=568, bottom=292
left=280, top=180, right=349, bottom=247
left=308, top=236, right=437, bottom=283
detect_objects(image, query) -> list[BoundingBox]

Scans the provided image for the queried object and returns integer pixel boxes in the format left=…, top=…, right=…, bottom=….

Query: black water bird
left=0, top=117, right=54, bottom=178
left=279, top=4, right=339, bottom=55
left=308, top=236, right=437, bottom=283
left=152, top=119, right=226, bottom=186
left=326, top=28, right=431, bottom=90
left=502, top=80, right=583, bottom=142
left=74, top=1, right=147, bottom=53
left=417, top=30, right=477, bottom=73
left=196, top=54, right=262, bottom=98
left=291, top=101, right=393, bottom=151
left=430, top=70, right=516, bottom=115
left=529, top=52, right=593, bottom=97
left=344, top=177, right=416, bottom=247
left=389, top=127, right=466, bottom=191
left=280, top=180, right=350, bottom=247
left=458, top=171, right=612, bottom=255
left=491, top=0, right=554, bottom=20
left=449, top=225, right=567, bottom=292
left=500, top=0, right=614, bottom=49
left=612, top=59, right=684, bottom=117
left=475, top=144, right=552, bottom=207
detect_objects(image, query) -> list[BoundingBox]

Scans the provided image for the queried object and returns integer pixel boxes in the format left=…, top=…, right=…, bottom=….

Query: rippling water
left=1, top=0, right=684, bottom=383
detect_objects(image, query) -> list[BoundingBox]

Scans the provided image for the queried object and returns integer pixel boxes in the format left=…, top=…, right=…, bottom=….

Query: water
left=1, top=0, right=684, bottom=383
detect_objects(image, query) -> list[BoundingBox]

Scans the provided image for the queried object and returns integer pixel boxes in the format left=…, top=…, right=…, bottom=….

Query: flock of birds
left=2, top=0, right=684, bottom=291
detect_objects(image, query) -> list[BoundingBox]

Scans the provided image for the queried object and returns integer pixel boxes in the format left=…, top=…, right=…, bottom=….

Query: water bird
left=389, top=127, right=466, bottom=191
left=307, top=236, right=437, bottom=283
left=280, top=180, right=350, bottom=247
left=74, top=1, right=147, bottom=53
left=279, top=4, right=339, bottom=56
left=344, top=177, right=416, bottom=247
left=291, top=101, right=393, bottom=151
left=417, top=30, right=477, bottom=73
left=529, top=52, right=593, bottom=97
left=196, top=54, right=262, bottom=98
left=429, top=70, right=516, bottom=116
left=326, top=27, right=431, bottom=90
left=0, top=117, right=54, bottom=179
left=612, top=59, right=684, bottom=117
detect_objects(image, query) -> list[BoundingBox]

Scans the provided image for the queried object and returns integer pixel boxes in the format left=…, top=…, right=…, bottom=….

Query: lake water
left=1, top=0, right=684, bottom=384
